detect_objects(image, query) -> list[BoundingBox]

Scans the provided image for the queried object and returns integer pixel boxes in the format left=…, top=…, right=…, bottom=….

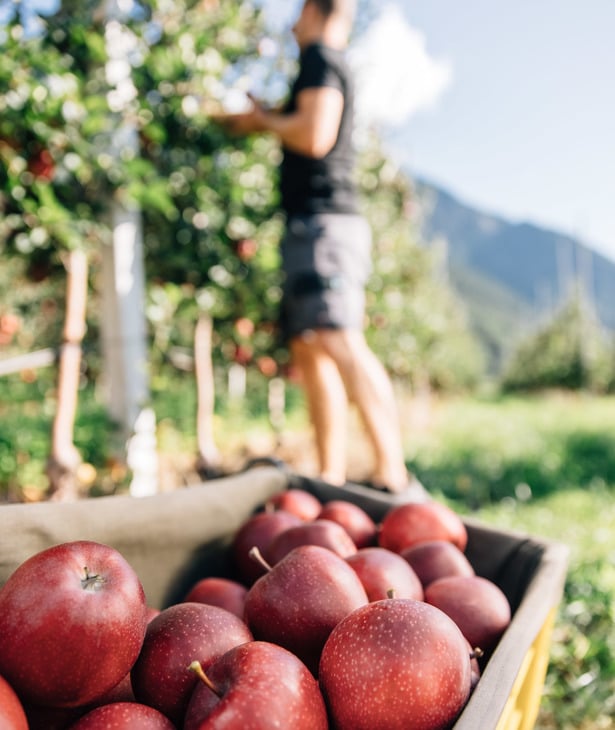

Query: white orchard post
left=100, top=0, right=158, bottom=495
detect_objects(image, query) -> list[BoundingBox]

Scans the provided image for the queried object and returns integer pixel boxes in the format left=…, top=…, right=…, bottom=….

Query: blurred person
left=215, top=0, right=427, bottom=497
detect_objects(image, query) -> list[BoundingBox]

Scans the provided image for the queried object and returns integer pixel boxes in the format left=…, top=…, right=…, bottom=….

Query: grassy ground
left=1, top=375, right=614, bottom=727
left=401, top=394, right=615, bottom=730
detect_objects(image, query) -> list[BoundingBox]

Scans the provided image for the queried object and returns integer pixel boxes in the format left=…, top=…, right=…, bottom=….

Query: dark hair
left=308, top=0, right=356, bottom=24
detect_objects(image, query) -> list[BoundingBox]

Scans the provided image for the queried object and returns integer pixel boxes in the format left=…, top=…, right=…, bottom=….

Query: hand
left=212, top=95, right=267, bottom=136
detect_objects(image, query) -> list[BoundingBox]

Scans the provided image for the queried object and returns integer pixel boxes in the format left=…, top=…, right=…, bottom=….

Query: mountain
left=411, top=178, right=615, bottom=371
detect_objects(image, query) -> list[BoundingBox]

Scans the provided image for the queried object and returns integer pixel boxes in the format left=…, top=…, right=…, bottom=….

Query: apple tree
left=0, top=0, right=285, bottom=493
left=501, top=293, right=614, bottom=393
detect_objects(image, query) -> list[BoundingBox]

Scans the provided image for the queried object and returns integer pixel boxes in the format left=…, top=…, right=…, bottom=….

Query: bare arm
left=215, top=86, right=344, bottom=159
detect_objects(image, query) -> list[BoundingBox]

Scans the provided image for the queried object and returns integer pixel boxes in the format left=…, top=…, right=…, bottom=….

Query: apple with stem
left=184, top=642, right=328, bottom=730
left=346, top=547, right=424, bottom=601
left=0, top=541, right=147, bottom=708
left=131, top=602, right=253, bottom=726
left=244, top=544, right=368, bottom=675
left=231, top=510, right=302, bottom=585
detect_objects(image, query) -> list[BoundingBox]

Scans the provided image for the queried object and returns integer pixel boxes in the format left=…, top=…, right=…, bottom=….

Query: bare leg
left=290, top=334, right=348, bottom=485
left=316, top=328, right=410, bottom=493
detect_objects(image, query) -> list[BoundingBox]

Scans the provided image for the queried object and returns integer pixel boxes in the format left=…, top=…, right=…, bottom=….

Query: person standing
left=216, top=0, right=427, bottom=497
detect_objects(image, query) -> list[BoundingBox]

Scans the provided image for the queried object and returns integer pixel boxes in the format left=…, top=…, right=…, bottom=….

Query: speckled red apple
left=131, top=602, right=252, bottom=725
left=317, top=500, right=377, bottom=548
left=379, top=501, right=468, bottom=553
left=184, top=641, right=328, bottom=730
left=319, top=598, right=472, bottom=730
left=346, top=547, right=424, bottom=601
left=244, top=544, right=368, bottom=675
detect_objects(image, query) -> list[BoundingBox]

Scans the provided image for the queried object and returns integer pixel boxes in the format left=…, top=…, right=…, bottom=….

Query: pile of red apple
left=0, top=489, right=512, bottom=730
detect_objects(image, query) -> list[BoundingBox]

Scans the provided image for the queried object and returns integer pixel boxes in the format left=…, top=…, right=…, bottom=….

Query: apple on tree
left=319, top=597, right=472, bottom=730
left=184, top=641, right=328, bottom=730
left=0, top=540, right=147, bottom=709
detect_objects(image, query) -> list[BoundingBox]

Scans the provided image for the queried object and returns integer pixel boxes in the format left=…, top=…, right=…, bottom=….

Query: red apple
left=317, top=500, right=377, bottom=548
left=244, top=545, right=368, bottom=675
left=184, top=642, right=328, bottom=730
left=401, top=539, right=475, bottom=588
left=236, top=238, right=258, bottom=261
left=27, top=148, right=55, bottom=180
left=424, top=575, right=511, bottom=653
left=131, top=602, right=253, bottom=725
left=265, top=488, right=322, bottom=521
left=319, top=598, right=472, bottom=730
left=0, top=674, right=28, bottom=730
left=256, top=355, right=278, bottom=377
left=233, top=344, right=253, bottom=365
left=0, top=540, right=147, bottom=708
left=378, top=501, right=468, bottom=553
left=67, top=702, right=175, bottom=729
left=266, top=519, right=358, bottom=565
left=231, top=510, right=302, bottom=585
left=183, top=576, right=248, bottom=619
left=346, top=547, right=424, bottom=602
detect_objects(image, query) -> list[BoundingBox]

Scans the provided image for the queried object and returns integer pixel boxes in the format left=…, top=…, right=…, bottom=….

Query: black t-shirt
left=279, top=43, right=359, bottom=217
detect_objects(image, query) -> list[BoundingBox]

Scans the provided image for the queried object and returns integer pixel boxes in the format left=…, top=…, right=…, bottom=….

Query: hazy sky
left=263, top=0, right=615, bottom=262
left=383, top=1, right=615, bottom=262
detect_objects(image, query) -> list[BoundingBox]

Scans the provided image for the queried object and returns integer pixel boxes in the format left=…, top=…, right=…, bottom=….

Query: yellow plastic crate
left=0, top=466, right=568, bottom=729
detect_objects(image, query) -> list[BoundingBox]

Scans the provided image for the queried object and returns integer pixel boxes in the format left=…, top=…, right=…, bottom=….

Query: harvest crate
left=0, top=465, right=568, bottom=730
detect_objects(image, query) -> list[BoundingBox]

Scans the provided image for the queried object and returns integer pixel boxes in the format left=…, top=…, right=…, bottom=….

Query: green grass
left=406, top=393, right=615, bottom=505
left=478, top=490, right=615, bottom=729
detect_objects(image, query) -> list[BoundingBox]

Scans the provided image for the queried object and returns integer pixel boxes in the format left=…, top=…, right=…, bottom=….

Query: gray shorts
left=279, top=213, right=372, bottom=341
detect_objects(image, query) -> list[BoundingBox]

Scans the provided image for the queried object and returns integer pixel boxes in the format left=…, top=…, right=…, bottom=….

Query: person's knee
left=317, top=328, right=365, bottom=362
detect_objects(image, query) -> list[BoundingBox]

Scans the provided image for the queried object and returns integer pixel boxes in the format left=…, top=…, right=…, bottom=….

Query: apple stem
left=188, top=660, right=222, bottom=697
left=386, top=588, right=397, bottom=599
left=470, top=647, right=484, bottom=660
left=81, top=567, right=106, bottom=591
left=248, top=546, right=273, bottom=572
